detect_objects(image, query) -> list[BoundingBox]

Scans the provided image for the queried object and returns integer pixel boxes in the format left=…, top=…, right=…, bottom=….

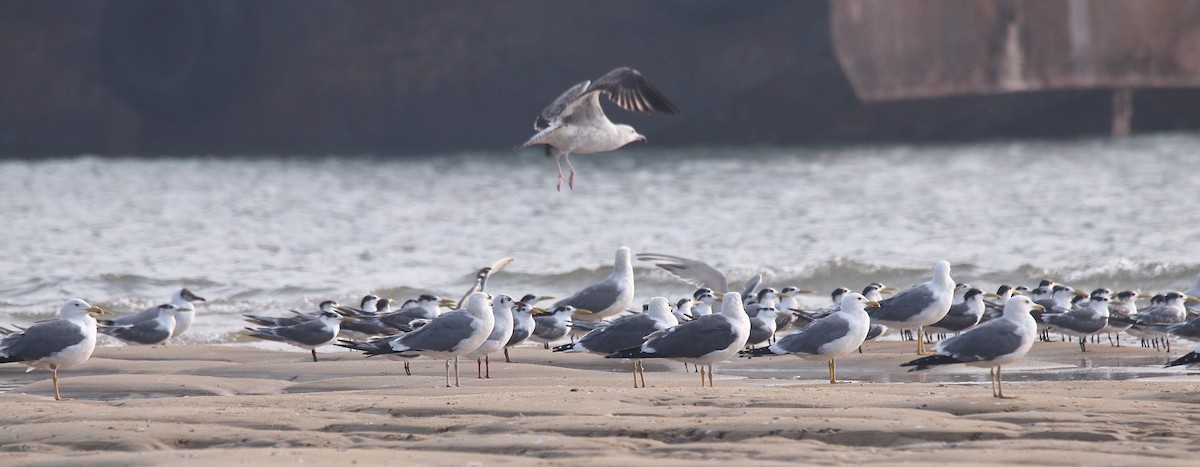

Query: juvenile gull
left=245, top=310, right=346, bottom=362
left=98, top=304, right=180, bottom=345
left=340, top=292, right=494, bottom=387
left=608, top=292, right=750, bottom=387
left=0, top=299, right=108, bottom=400
left=867, top=260, right=955, bottom=355
left=551, top=247, right=634, bottom=321
left=901, top=296, right=1043, bottom=398
left=742, top=293, right=878, bottom=384
left=103, top=288, right=206, bottom=340
left=518, top=67, right=679, bottom=190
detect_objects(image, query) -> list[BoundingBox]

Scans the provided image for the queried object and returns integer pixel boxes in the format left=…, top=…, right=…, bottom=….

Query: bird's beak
left=1137, top=293, right=1153, bottom=299
left=1010, top=290, right=1022, bottom=296
left=866, top=301, right=880, bottom=308
left=87, top=306, right=110, bottom=315
left=573, top=309, right=594, bottom=315
left=537, top=295, right=555, bottom=302
left=984, top=292, right=1000, bottom=299
left=635, top=134, right=647, bottom=143
left=1112, top=301, right=1126, bottom=306
left=881, top=287, right=899, bottom=294
left=531, top=307, right=548, bottom=314
left=439, top=299, right=459, bottom=308
left=1073, top=290, right=1088, bottom=297
left=1031, top=304, right=1046, bottom=312
left=796, top=289, right=816, bottom=295
left=1186, top=296, right=1200, bottom=304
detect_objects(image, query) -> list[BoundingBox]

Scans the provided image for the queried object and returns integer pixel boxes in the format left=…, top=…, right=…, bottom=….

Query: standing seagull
left=607, top=292, right=750, bottom=387
left=552, top=246, right=635, bottom=321
left=463, top=294, right=516, bottom=378
left=245, top=310, right=347, bottom=362
left=867, top=260, right=955, bottom=355
left=102, top=288, right=206, bottom=341
left=901, top=296, right=1043, bottom=398
left=98, top=304, right=181, bottom=345
left=519, top=67, right=679, bottom=190
left=742, top=293, right=878, bottom=384
left=554, top=297, right=679, bottom=388
left=0, top=299, right=109, bottom=400
left=340, top=292, right=494, bottom=387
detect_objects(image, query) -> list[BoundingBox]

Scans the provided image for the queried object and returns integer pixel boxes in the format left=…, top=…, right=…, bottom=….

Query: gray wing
left=937, top=319, right=1023, bottom=362
left=636, top=252, right=729, bottom=293
left=506, top=328, right=532, bottom=347
left=773, top=314, right=852, bottom=355
left=0, top=320, right=86, bottom=362
left=741, top=274, right=763, bottom=301
left=396, top=311, right=477, bottom=352
left=555, top=280, right=625, bottom=313
left=931, top=303, right=978, bottom=331
left=109, top=305, right=161, bottom=325
left=535, top=81, right=590, bottom=130
left=869, top=284, right=935, bottom=322
left=532, top=316, right=568, bottom=340
left=250, top=320, right=334, bottom=346
left=644, top=316, right=736, bottom=359
left=99, top=320, right=170, bottom=344
left=1042, top=312, right=1105, bottom=334
left=578, top=315, right=659, bottom=353
left=585, top=67, right=680, bottom=115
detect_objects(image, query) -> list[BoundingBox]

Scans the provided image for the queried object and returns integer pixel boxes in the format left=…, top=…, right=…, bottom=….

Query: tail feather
left=606, top=347, right=654, bottom=360
left=900, top=353, right=968, bottom=372
left=1165, top=351, right=1200, bottom=368
left=552, top=343, right=575, bottom=352
left=738, top=347, right=776, bottom=359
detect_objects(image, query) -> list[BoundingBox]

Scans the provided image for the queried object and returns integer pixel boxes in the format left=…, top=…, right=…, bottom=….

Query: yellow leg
left=52, top=368, right=62, bottom=401
left=707, top=365, right=714, bottom=387
left=989, top=367, right=997, bottom=397
left=699, top=365, right=707, bottom=387
left=996, top=366, right=1016, bottom=399
left=916, top=327, right=930, bottom=355
left=631, top=361, right=639, bottom=388
left=828, top=359, right=838, bottom=384
left=637, top=360, right=646, bottom=388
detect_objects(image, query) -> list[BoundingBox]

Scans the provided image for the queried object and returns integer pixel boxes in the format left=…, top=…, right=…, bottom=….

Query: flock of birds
left=5, top=246, right=1200, bottom=401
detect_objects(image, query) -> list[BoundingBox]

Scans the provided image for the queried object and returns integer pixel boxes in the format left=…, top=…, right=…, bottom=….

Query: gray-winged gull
left=0, top=298, right=109, bottom=400
left=901, top=295, right=1042, bottom=398
left=926, top=287, right=986, bottom=337
left=555, top=297, right=679, bottom=388
left=98, top=304, right=180, bottom=345
left=529, top=305, right=579, bottom=348
left=518, top=67, right=679, bottom=190
left=742, top=293, right=878, bottom=384
left=1041, top=296, right=1110, bottom=352
left=867, top=260, right=955, bottom=355
left=608, top=292, right=750, bottom=387
left=551, top=247, right=634, bottom=321
left=245, top=310, right=346, bottom=362
left=339, top=292, right=494, bottom=387
left=503, top=295, right=551, bottom=362
left=244, top=300, right=340, bottom=327
left=463, top=294, right=516, bottom=378
left=103, top=288, right=206, bottom=340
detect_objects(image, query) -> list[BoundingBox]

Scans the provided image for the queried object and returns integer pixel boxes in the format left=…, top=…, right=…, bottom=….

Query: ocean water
left=2, top=134, right=1199, bottom=343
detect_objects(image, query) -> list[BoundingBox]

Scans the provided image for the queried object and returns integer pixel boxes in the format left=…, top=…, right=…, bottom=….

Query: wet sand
left=1, top=341, right=1199, bottom=465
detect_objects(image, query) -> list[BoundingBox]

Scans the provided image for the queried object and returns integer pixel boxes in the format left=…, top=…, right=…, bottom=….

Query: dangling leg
left=564, top=152, right=577, bottom=190
left=311, top=349, right=319, bottom=362
left=554, top=153, right=565, bottom=191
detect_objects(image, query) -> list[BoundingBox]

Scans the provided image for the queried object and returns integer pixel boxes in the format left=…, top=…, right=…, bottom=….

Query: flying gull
left=551, top=246, right=635, bottom=322
left=867, top=260, right=955, bottom=355
left=339, top=292, right=494, bottom=387
left=554, top=297, right=679, bottom=388
left=742, top=293, right=878, bottom=384
left=518, top=67, right=679, bottom=190
left=636, top=252, right=764, bottom=300
left=102, top=288, right=206, bottom=341
left=98, top=304, right=181, bottom=345
left=462, top=294, right=516, bottom=378
left=901, top=296, right=1042, bottom=398
left=608, top=292, right=750, bottom=387
left=245, top=310, right=347, bottom=362
left=0, top=298, right=109, bottom=400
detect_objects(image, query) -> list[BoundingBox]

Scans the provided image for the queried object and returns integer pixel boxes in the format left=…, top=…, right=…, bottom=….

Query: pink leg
left=564, top=153, right=576, bottom=189
left=554, top=154, right=565, bottom=191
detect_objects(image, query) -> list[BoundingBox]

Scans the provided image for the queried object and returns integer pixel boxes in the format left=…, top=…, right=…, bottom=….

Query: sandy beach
left=1, top=340, right=1198, bottom=466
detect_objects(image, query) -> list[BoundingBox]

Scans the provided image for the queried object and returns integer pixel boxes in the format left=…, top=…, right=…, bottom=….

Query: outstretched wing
left=586, top=67, right=680, bottom=115
left=636, top=252, right=729, bottom=293
left=535, top=81, right=590, bottom=130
